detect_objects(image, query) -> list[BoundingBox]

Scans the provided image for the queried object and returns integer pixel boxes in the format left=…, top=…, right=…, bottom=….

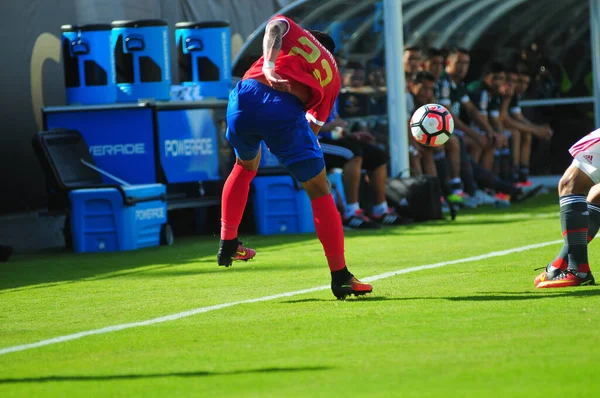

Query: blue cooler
left=252, top=176, right=315, bottom=235
left=175, top=21, right=231, bottom=98
left=61, top=24, right=116, bottom=105
left=111, top=19, right=171, bottom=102
left=69, top=184, right=168, bottom=253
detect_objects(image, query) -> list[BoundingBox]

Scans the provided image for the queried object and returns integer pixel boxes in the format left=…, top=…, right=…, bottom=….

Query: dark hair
left=404, top=45, right=421, bottom=53
left=482, top=61, right=505, bottom=76
left=413, top=70, right=436, bottom=84
left=446, top=47, right=470, bottom=58
left=424, top=47, right=443, bottom=60
left=345, top=61, right=364, bottom=70
left=308, top=29, right=336, bottom=54
left=505, top=65, right=519, bottom=75
left=515, top=61, right=530, bottom=75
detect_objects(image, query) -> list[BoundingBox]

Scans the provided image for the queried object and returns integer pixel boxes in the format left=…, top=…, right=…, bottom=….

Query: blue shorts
left=226, top=79, right=325, bottom=182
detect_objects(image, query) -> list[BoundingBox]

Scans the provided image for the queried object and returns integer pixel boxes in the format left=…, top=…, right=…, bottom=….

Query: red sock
left=311, top=194, right=346, bottom=271
left=578, top=263, right=591, bottom=273
left=551, top=257, right=568, bottom=270
left=220, top=164, right=257, bottom=240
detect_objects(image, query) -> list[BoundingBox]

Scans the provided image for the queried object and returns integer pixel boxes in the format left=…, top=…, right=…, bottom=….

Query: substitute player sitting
left=534, top=130, right=600, bottom=288
left=216, top=15, right=373, bottom=299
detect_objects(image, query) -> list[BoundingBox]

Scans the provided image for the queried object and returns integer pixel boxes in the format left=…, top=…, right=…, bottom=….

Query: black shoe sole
left=217, top=252, right=234, bottom=267
left=331, top=286, right=373, bottom=300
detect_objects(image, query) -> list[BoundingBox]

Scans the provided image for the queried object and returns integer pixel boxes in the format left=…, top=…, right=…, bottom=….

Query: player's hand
left=352, top=131, right=376, bottom=143
left=534, top=125, right=553, bottom=140
left=492, top=132, right=506, bottom=148
left=263, top=68, right=291, bottom=92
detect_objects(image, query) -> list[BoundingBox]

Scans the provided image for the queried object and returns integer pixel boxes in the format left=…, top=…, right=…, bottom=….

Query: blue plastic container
left=252, top=176, right=315, bottom=235
left=69, top=184, right=167, bottom=253
left=61, top=24, right=116, bottom=105
left=111, top=19, right=171, bottom=102
left=175, top=21, right=231, bottom=98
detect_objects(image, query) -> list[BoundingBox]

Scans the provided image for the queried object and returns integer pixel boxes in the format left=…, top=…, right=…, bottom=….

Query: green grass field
left=1, top=191, right=599, bottom=397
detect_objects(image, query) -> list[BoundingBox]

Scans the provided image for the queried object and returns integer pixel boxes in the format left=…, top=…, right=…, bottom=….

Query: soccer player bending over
left=216, top=15, right=373, bottom=299
left=535, top=130, right=600, bottom=288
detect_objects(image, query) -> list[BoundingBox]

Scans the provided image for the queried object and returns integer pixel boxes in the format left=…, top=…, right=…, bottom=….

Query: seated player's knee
left=445, top=135, right=459, bottom=153
left=559, top=165, right=593, bottom=196
left=346, top=155, right=363, bottom=169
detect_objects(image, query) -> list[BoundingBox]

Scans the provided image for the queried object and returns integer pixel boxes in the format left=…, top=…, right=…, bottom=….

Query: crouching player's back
left=217, top=15, right=372, bottom=299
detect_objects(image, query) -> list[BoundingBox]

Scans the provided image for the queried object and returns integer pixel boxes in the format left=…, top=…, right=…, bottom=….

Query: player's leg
left=217, top=151, right=260, bottom=266
left=480, top=134, right=496, bottom=172
left=499, top=130, right=516, bottom=182
left=519, top=130, right=533, bottom=185
left=421, top=146, right=437, bottom=177
left=444, top=134, right=464, bottom=196
left=300, top=167, right=373, bottom=299
left=464, top=134, right=483, bottom=164
left=272, top=125, right=373, bottom=299
left=409, top=145, right=423, bottom=176
left=536, top=163, right=596, bottom=288
left=359, top=141, right=411, bottom=225
left=216, top=81, right=264, bottom=266
left=320, top=139, right=379, bottom=229
left=509, top=129, right=521, bottom=183
left=541, top=183, right=600, bottom=283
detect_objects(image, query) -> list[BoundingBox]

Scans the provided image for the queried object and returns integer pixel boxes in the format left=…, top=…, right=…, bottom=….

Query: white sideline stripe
left=0, top=240, right=563, bottom=357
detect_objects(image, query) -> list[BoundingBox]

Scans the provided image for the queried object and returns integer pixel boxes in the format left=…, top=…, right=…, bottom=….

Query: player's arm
left=489, top=110, right=504, bottom=136
left=464, top=100, right=496, bottom=136
left=262, top=20, right=291, bottom=92
left=451, top=111, right=483, bottom=142
left=438, top=100, right=479, bottom=143
left=500, top=97, right=552, bottom=139
left=309, top=122, right=322, bottom=135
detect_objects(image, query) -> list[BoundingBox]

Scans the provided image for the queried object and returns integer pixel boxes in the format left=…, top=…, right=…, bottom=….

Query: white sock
left=372, top=201, right=388, bottom=217
left=345, top=202, right=360, bottom=219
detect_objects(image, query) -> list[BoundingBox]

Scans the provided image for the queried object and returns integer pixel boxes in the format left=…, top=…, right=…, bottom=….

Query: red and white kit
left=570, top=128, right=600, bottom=183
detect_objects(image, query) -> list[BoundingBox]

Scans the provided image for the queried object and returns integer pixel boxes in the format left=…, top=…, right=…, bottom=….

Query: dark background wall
left=0, top=0, right=287, bottom=215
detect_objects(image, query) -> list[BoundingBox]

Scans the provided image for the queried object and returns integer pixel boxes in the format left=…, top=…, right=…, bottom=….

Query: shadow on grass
left=282, top=288, right=600, bottom=303
left=0, top=366, right=332, bottom=384
left=0, top=234, right=316, bottom=293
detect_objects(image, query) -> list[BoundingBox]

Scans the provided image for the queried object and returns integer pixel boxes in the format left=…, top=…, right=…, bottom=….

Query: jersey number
left=289, top=36, right=333, bottom=88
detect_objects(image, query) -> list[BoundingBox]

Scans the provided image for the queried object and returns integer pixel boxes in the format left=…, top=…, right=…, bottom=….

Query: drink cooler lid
left=61, top=24, right=112, bottom=32
left=175, top=21, right=230, bottom=29
left=111, top=19, right=168, bottom=28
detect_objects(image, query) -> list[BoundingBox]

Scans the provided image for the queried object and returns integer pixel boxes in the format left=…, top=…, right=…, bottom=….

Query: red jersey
left=243, top=15, right=341, bottom=126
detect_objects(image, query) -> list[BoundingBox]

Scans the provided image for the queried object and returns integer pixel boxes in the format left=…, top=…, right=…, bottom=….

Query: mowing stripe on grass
left=0, top=239, right=563, bottom=356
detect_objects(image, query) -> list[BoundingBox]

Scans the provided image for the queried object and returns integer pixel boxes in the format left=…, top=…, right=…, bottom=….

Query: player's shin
left=559, top=195, right=590, bottom=274
left=311, top=194, right=351, bottom=281
left=220, top=164, right=257, bottom=240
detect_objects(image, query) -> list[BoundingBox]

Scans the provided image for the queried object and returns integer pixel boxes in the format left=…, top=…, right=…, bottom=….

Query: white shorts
left=570, top=129, right=600, bottom=183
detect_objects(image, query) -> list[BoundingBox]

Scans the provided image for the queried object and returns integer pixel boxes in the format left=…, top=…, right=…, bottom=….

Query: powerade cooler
left=175, top=21, right=231, bottom=99
left=111, top=19, right=171, bottom=102
left=61, top=24, right=116, bottom=105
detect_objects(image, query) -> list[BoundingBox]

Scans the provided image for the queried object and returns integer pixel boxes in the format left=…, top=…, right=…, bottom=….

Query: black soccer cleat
left=331, top=276, right=373, bottom=300
left=217, top=239, right=256, bottom=267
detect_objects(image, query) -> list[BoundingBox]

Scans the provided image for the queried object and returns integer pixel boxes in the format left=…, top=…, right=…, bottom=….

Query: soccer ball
left=410, top=104, right=454, bottom=147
